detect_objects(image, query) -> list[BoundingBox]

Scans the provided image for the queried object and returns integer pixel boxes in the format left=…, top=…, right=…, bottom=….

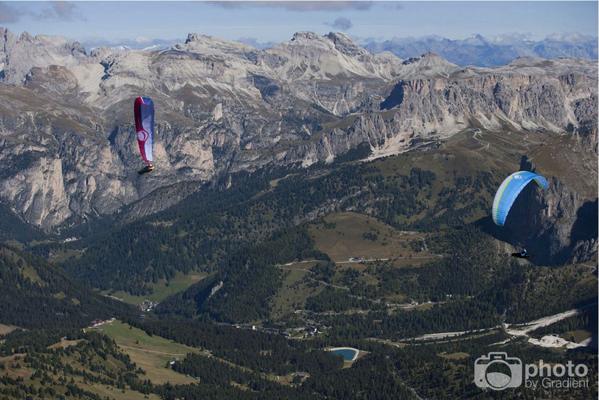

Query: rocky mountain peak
left=180, top=32, right=254, bottom=56
left=507, top=56, right=545, bottom=67
left=398, top=51, right=458, bottom=78
left=463, top=33, right=488, bottom=46
left=403, top=51, right=450, bottom=65
left=1, top=26, right=14, bottom=43
left=185, top=32, right=209, bottom=44
left=263, top=31, right=403, bottom=82
left=0, top=28, right=90, bottom=83
left=502, top=175, right=598, bottom=265
left=18, top=31, right=34, bottom=42
left=325, top=32, right=369, bottom=57
left=69, top=41, right=87, bottom=56
left=290, top=31, right=324, bottom=43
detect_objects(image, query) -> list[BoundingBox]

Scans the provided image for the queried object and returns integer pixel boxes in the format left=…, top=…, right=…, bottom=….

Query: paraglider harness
left=511, top=248, right=529, bottom=259
left=138, top=163, right=154, bottom=175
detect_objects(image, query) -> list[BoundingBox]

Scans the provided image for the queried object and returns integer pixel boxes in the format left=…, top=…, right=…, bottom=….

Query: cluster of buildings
left=139, top=300, right=159, bottom=312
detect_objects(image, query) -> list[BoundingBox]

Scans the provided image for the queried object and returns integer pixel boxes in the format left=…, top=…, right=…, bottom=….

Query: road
left=492, top=303, right=596, bottom=347
left=503, top=308, right=583, bottom=337
left=370, top=304, right=596, bottom=348
left=408, top=327, right=498, bottom=342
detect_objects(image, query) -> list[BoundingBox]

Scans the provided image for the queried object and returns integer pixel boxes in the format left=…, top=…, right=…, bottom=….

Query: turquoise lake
left=331, top=348, right=358, bottom=361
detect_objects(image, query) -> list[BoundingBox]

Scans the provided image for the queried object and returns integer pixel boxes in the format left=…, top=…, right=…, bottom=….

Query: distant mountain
left=236, top=37, right=277, bottom=49
left=82, top=37, right=181, bottom=51
left=363, top=34, right=598, bottom=67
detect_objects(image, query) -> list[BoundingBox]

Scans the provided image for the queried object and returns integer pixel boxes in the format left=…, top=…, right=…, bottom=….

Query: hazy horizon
left=0, top=1, right=596, bottom=48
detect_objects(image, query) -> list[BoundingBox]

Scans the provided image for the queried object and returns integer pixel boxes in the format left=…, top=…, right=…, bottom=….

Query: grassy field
left=20, top=263, right=43, bottom=284
left=527, top=133, right=597, bottom=199
left=271, top=262, right=323, bottom=319
left=373, top=128, right=597, bottom=220
left=370, top=129, right=511, bottom=225
left=309, top=212, right=434, bottom=265
left=52, top=249, right=85, bottom=264
left=373, top=128, right=534, bottom=179
left=98, top=321, right=298, bottom=388
left=93, top=320, right=199, bottom=385
left=103, top=271, right=207, bottom=305
left=0, top=323, right=18, bottom=336
left=0, top=339, right=164, bottom=400
left=76, top=380, right=161, bottom=400
left=438, top=352, right=470, bottom=360
left=48, top=338, right=82, bottom=350
left=560, top=329, right=593, bottom=344
left=269, top=212, right=443, bottom=318
left=0, top=354, right=31, bottom=380
left=2, top=320, right=284, bottom=398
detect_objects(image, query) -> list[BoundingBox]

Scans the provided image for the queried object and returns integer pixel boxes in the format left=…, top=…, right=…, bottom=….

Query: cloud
left=34, top=1, right=81, bottom=21
left=0, top=1, right=83, bottom=23
left=326, top=17, right=352, bottom=30
left=0, top=2, right=25, bottom=23
left=208, top=1, right=372, bottom=12
left=50, top=1, right=77, bottom=20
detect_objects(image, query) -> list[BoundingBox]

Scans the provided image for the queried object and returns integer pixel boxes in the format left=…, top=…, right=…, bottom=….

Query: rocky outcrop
left=0, top=28, right=597, bottom=230
left=498, top=158, right=597, bottom=265
left=0, top=156, right=70, bottom=227
left=0, top=29, right=88, bottom=84
left=377, top=68, right=597, bottom=143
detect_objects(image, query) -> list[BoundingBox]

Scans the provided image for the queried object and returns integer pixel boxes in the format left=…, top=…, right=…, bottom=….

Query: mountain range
left=83, top=33, right=599, bottom=68
left=0, top=28, right=596, bottom=232
left=363, top=33, right=598, bottom=67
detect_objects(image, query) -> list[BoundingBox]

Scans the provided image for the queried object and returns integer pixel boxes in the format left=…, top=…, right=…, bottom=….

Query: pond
left=329, top=347, right=359, bottom=362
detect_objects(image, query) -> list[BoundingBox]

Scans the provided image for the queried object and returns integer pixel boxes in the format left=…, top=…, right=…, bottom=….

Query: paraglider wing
left=134, top=96, right=154, bottom=166
left=492, top=171, right=549, bottom=226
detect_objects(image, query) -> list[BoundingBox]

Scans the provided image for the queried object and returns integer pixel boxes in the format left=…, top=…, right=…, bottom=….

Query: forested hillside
left=0, top=246, right=135, bottom=331
left=0, top=127, right=594, bottom=400
left=59, top=157, right=498, bottom=295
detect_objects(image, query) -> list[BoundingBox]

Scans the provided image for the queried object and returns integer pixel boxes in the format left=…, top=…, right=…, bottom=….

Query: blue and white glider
left=492, top=171, right=549, bottom=226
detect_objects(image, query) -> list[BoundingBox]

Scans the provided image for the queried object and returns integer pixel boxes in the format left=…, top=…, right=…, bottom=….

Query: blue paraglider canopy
left=492, top=171, right=549, bottom=226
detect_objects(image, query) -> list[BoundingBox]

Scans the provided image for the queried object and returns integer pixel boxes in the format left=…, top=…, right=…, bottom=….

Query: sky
left=0, top=1, right=597, bottom=46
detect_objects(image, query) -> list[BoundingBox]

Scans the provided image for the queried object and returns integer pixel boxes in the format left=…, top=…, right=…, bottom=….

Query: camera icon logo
left=474, top=352, right=523, bottom=390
